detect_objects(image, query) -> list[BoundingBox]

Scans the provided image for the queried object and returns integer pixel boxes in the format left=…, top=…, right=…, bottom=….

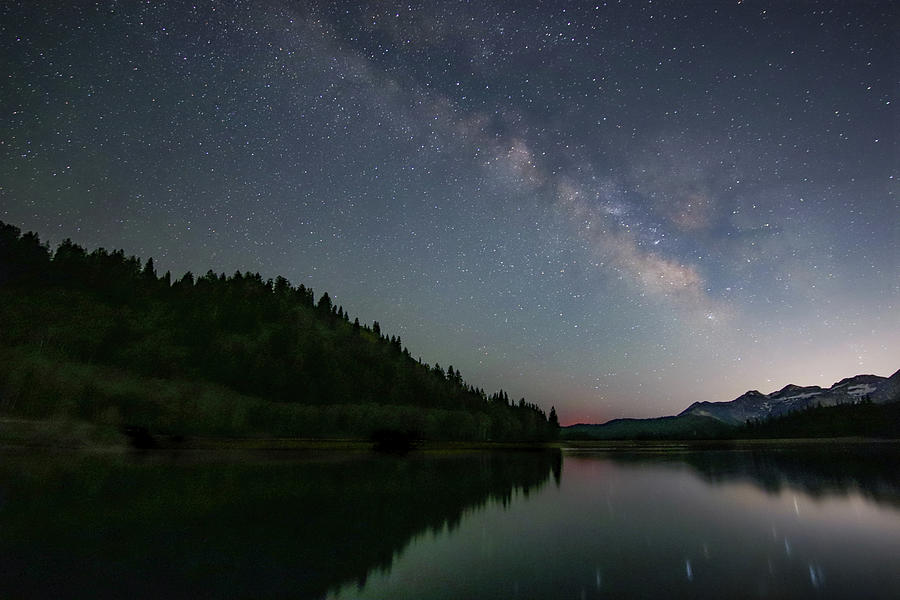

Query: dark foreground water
left=1, top=443, right=899, bottom=599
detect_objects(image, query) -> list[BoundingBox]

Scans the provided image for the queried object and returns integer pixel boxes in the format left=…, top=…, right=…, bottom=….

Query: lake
left=2, top=442, right=899, bottom=599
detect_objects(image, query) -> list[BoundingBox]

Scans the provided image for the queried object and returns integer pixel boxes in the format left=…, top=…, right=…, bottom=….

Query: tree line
left=0, top=221, right=558, bottom=441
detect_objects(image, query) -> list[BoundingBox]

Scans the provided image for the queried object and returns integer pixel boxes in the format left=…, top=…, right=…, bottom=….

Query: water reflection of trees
left=611, top=443, right=900, bottom=508
left=0, top=449, right=561, bottom=599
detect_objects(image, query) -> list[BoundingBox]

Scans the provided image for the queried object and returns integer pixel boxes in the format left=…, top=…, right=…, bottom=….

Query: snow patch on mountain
left=847, top=384, right=876, bottom=397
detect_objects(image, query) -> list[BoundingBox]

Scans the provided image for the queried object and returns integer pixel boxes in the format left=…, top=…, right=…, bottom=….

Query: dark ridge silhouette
left=0, top=221, right=558, bottom=442
left=563, top=414, right=735, bottom=440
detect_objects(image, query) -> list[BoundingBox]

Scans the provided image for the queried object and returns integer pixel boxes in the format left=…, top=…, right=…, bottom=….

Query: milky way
left=2, top=1, right=897, bottom=423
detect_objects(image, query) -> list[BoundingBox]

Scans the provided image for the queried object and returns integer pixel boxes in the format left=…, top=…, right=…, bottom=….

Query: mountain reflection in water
left=4, top=444, right=899, bottom=599
left=333, top=443, right=900, bottom=600
left=603, top=441, right=900, bottom=508
left=0, top=448, right=561, bottom=599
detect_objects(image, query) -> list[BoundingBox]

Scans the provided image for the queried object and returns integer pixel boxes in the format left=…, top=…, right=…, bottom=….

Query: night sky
left=2, top=1, right=897, bottom=424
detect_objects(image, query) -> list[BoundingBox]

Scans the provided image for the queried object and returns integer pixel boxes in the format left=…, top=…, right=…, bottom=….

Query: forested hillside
left=0, top=221, right=557, bottom=441
left=738, top=399, right=900, bottom=439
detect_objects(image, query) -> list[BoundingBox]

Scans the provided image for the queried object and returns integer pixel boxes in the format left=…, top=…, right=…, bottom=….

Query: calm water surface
left=2, top=443, right=899, bottom=599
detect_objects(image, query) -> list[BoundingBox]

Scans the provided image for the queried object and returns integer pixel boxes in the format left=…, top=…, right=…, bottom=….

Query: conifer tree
left=317, top=292, right=333, bottom=313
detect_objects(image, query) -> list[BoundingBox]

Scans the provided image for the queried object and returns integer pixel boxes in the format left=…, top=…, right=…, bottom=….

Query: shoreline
left=0, top=416, right=560, bottom=453
left=561, top=437, right=900, bottom=452
left=4, top=417, right=899, bottom=454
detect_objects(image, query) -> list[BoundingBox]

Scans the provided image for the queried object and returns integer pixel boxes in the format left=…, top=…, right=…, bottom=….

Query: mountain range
left=679, top=370, right=900, bottom=425
left=564, top=368, right=900, bottom=440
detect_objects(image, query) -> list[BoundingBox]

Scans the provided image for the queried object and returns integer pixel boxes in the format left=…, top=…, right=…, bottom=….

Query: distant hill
left=564, top=414, right=733, bottom=441
left=0, top=221, right=558, bottom=442
left=563, top=369, right=900, bottom=441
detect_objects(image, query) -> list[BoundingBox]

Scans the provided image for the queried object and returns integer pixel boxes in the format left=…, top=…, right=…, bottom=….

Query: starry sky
left=2, top=1, right=897, bottom=424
